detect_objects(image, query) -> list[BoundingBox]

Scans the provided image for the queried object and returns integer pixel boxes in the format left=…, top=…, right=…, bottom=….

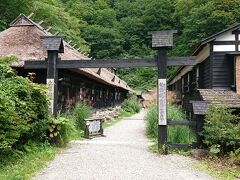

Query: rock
left=191, top=149, right=210, bottom=160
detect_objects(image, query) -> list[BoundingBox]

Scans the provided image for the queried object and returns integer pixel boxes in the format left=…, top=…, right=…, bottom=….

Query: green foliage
left=174, top=0, right=240, bottom=55
left=193, top=156, right=240, bottom=180
left=73, top=102, right=92, bottom=130
left=203, top=103, right=240, bottom=154
left=146, top=104, right=158, bottom=138
left=167, top=105, right=196, bottom=144
left=146, top=104, right=195, bottom=144
left=31, top=0, right=89, bottom=52
left=48, top=116, right=81, bottom=146
left=0, top=19, right=7, bottom=31
left=230, top=148, right=240, bottom=165
left=0, top=141, right=57, bottom=180
left=82, top=25, right=123, bottom=58
left=121, top=96, right=142, bottom=113
left=117, top=67, right=157, bottom=91
left=0, top=0, right=32, bottom=26
left=2, top=0, right=240, bottom=90
left=0, top=60, right=49, bottom=151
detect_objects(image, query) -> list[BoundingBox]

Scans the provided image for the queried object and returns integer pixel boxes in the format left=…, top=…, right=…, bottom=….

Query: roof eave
left=168, top=23, right=240, bottom=85
left=193, top=23, right=240, bottom=56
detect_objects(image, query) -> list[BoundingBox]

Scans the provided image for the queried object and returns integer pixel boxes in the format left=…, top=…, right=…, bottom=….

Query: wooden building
left=0, top=14, right=130, bottom=112
left=168, top=24, right=240, bottom=119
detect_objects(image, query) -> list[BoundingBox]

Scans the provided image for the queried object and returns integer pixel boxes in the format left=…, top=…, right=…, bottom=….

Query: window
left=186, top=73, right=190, bottom=92
left=181, top=78, right=184, bottom=93
left=188, top=111, right=192, bottom=121
left=233, top=56, right=236, bottom=88
left=196, top=66, right=199, bottom=89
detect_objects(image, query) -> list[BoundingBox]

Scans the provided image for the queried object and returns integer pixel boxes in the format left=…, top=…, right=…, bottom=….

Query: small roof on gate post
left=41, top=36, right=65, bottom=53
left=148, top=30, right=177, bottom=48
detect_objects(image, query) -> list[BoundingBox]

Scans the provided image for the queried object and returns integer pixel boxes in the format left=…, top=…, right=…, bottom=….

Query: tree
left=81, top=25, right=123, bottom=58
left=174, top=0, right=240, bottom=55
left=0, top=0, right=32, bottom=24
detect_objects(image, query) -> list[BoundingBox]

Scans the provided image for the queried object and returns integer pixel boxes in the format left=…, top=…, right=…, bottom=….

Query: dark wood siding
left=57, top=69, right=128, bottom=112
left=199, top=58, right=211, bottom=88
left=190, top=67, right=197, bottom=92
left=182, top=92, right=202, bottom=120
left=15, top=68, right=47, bottom=84
left=212, top=52, right=234, bottom=89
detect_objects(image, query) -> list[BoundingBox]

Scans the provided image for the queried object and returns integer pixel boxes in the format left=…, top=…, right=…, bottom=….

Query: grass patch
left=0, top=142, right=58, bottom=180
left=103, top=109, right=135, bottom=128
left=0, top=115, right=85, bottom=180
left=121, top=96, right=142, bottom=113
left=167, top=105, right=196, bottom=144
left=192, top=158, right=240, bottom=180
left=148, top=140, right=192, bottom=156
left=146, top=104, right=196, bottom=144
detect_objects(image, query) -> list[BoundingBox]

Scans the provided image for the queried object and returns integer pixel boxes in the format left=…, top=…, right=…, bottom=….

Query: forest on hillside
left=1, top=0, right=240, bottom=91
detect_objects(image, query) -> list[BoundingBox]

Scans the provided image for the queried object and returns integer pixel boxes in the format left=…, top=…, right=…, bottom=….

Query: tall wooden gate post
left=157, top=48, right=168, bottom=146
left=41, top=36, right=64, bottom=116
left=149, top=31, right=177, bottom=148
left=46, top=50, right=59, bottom=115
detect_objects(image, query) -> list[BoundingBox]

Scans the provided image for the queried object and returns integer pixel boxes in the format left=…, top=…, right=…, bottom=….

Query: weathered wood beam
left=38, top=20, right=44, bottom=25
left=46, top=26, right=52, bottom=32
left=167, top=119, right=197, bottom=126
left=167, top=56, right=196, bottom=66
left=24, top=60, right=47, bottom=69
left=57, top=59, right=156, bottom=68
left=24, top=56, right=196, bottom=69
left=57, top=57, right=195, bottom=68
left=27, top=12, right=34, bottom=18
left=168, top=143, right=193, bottom=148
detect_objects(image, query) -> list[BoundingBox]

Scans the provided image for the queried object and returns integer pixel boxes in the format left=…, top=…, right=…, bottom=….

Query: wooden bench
left=84, top=116, right=104, bottom=139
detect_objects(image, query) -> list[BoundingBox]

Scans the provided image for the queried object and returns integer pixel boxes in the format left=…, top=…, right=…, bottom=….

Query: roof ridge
left=9, top=14, right=90, bottom=59
left=9, top=14, right=41, bottom=29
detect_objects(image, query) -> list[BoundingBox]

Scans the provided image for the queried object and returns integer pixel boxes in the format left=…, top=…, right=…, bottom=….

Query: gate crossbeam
left=24, top=56, right=196, bottom=69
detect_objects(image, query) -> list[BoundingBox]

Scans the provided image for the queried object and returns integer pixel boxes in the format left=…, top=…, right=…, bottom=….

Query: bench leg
left=84, top=125, right=90, bottom=139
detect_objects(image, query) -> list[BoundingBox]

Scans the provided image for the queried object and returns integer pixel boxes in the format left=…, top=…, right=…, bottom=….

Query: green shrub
left=146, top=104, right=158, bottom=138
left=0, top=60, right=49, bottom=151
left=146, top=104, right=195, bottom=144
left=0, top=91, right=19, bottom=149
left=73, top=102, right=92, bottom=130
left=203, top=103, right=240, bottom=154
left=167, top=105, right=195, bottom=144
left=121, top=96, right=142, bottom=113
left=230, top=148, right=240, bottom=165
left=48, top=116, right=80, bottom=146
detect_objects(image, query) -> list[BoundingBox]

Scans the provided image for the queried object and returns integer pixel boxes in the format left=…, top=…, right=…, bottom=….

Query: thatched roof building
left=0, top=14, right=130, bottom=91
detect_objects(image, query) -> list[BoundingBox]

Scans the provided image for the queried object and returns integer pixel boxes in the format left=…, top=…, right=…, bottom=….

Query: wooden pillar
left=196, top=115, right=205, bottom=147
left=113, top=88, right=116, bottom=107
left=148, top=30, right=177, bottom=150
left=157, top=48, right=168, bottom=147
left=42, top=36, right=64, bottom=116
left=47, top=50, right=59, bottom=116
left=236, top=56, right=240, bottom=94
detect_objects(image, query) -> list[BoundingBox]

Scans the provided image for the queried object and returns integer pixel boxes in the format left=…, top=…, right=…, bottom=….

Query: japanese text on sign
left=158, top=79, right=167, bottom=125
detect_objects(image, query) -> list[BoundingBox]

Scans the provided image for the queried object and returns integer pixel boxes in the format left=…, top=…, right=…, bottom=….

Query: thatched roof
left=0, top=14, right=130, bottom=91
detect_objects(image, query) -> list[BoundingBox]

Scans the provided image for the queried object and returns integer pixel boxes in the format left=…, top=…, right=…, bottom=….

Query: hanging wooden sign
left=47, top=79, right=55, bottom=114
left=158, top=79, right=167, bottom=125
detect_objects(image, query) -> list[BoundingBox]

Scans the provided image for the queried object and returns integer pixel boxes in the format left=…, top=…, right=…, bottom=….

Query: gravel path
left=34, top=111, right=214, bottom=180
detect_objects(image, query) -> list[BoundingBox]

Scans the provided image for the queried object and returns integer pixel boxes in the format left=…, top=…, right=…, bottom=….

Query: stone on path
left=34, top=110, right=214, bottom=180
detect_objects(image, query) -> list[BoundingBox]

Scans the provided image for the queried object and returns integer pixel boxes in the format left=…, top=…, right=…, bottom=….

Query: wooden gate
left=24, top=31, right=197, bottom=148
